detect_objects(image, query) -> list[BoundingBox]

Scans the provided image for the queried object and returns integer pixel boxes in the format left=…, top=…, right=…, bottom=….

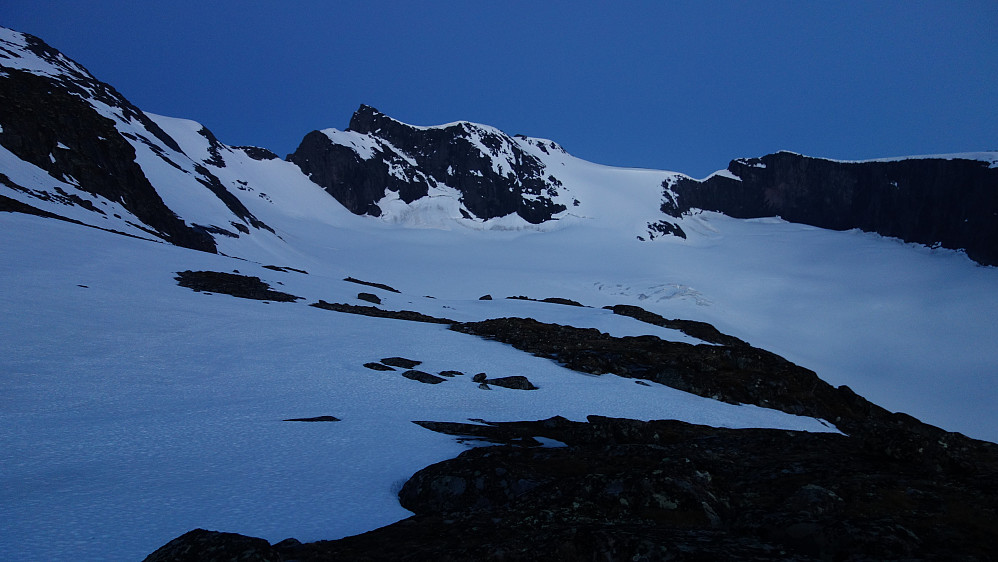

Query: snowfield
left=2, top=214, right=841, bottom=561
left=3, top=197, right=996, bottom=560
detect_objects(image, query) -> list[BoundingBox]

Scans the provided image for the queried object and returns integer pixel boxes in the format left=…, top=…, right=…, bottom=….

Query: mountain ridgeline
left=1, top=26, right=996, bottom=265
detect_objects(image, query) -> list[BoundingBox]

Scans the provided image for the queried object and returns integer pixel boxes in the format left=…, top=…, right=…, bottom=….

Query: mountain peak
left=346, top=104, right=393, bottom=135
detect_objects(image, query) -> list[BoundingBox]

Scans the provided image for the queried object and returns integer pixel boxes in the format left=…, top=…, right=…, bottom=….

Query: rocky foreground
left=144, top=273, right=998, bottom=561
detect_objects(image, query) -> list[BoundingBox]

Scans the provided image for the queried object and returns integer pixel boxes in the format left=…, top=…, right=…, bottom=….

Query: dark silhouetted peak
left=347, top=104, right=394, bottom=135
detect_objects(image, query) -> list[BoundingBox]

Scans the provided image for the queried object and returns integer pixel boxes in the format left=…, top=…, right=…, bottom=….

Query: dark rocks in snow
left=402, top=370, right=447, bottom=384
left=438, top=370, right=464, bottom=377
left=283, top=415, right=340, bottom=422
left=606, top=303, right=748, bottom=346
left=364, top=362, right=396, bottom=372
left=643, top=219, right=687, bottom=241
left=262, top=264, right=309, bottom=274
left=287, top=104, right=567, bottom=223
left=174, top=270, right=302, bottom=302
left=357, top=292, right=381, bottom=304
left=253, top=415, right=998, bottom=561
left=142, top=528, right=281, bottom=562
left=478, top=294, right=493, bottom=300
left=381, top=357, right=422, bottom=369
left=663, top=151, right=998, bottom=266
left=540, top=297, right=584, bottom=307
left=309, top=300, right=453, bottom=324
left=506, top=295, right=585, bottom=307
left=483, top=375, right=538, bottom=390
left=147, top=305, right=998, bottom=561
left=234, top=145, right=279, bottom=161
left=344, top=276, right=401, bottom=293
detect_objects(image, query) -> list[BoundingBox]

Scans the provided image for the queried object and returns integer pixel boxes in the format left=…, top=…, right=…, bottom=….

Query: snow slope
left=1, top=214, right=835, bottom=561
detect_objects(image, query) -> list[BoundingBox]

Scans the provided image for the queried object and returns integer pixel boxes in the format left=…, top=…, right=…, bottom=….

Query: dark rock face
left=663, top=151, right=998, bottom=266
left=0, top=66, right=216, bottom=252
left=287, top=105, right=566, bottom=223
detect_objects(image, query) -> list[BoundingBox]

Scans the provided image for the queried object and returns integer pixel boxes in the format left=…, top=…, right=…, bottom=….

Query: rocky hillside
left=143, top=302, right=998, bottom=561
left=287, top=104, right=569, bottom=223
left=0, top=28, right=279, bottom=252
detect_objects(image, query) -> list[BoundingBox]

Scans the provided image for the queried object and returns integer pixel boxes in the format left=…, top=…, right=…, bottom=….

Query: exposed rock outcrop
left=663, top=151, right=998, bottom=266
left=287, top=105, right=566, bottom=223
left=142, top=528, right=281, bottom=562
left=174, top=270, right=302, bottom=302
left=260, top=415, right=998, bottom=561
left=0, top=28, right=274, bottom=252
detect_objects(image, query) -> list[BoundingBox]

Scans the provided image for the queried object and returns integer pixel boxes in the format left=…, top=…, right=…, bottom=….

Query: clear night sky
left=5, top=1, right=997, bottom=178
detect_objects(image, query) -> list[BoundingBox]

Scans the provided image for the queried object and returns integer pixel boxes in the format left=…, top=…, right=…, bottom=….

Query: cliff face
left=287, top=104, right=566, bottom=223
left=663, top=151, right=998, bottom=266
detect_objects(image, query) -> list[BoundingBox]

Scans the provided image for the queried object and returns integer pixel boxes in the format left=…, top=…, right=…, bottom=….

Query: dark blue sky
left=6, top=1, right=997, bottom=178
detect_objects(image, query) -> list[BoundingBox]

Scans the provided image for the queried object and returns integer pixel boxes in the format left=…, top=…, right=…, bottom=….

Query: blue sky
left=5, top=1, right=997, bottom=178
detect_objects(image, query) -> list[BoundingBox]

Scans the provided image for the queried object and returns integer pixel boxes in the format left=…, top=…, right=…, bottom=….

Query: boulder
left=363, top=362, right=396, bottom=371
left=357, top=292, right=381, bottom=304
left=381, top=357, right=422, bottom=369
left=484, top=375, right=538, bottom=390
left=402, top=370, right=447, bottom=384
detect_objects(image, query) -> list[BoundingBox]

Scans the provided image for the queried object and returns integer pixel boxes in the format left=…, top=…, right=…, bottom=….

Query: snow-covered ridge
left=764, top=149, right=998, bottom=167
left=0, top=27, right=91, bottom=81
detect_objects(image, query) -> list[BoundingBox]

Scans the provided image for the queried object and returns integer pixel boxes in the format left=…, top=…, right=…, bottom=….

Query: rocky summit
left=287, top=104, right=568, bottom=223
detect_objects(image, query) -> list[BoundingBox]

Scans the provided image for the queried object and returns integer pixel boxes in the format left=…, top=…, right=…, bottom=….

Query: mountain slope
left=2, top=24, right=998, bottom=561
left=0, top=27, right=277, bottom=252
